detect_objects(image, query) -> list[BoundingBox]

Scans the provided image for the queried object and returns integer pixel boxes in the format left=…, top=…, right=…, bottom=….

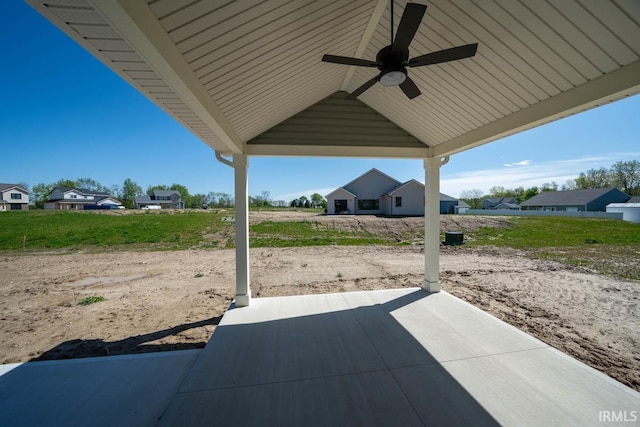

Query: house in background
left=135, top=190, right=184, bottom=209
left=44, top=187, right=121, bottom=210
left=454, top=200, right=471, bottom=214
left=521, top=188, right=630, bottom=212
left=326, top=169, right=462, bottom=216
left=0, top=183, right=29, bottom=211
left=482, top=197, right=520, bottom=210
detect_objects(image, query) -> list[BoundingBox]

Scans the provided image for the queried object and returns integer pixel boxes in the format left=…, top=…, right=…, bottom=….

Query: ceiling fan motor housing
left=376, top=45, right=409, bottom=70
left=377, top=45, right=409, bottom=86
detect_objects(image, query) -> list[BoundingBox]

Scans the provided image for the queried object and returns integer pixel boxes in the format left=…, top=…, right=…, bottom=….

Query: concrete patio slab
left=178, top=292, right=387, bottom=392
left=159, top=288, right=640, bottom=426
left=1, top=288, right=637, bottom=426
left=340, top=288, right=547, bottom=367
left=0, top=350, right=200, bottom=427
left=166, top=370, right=424, bottom=426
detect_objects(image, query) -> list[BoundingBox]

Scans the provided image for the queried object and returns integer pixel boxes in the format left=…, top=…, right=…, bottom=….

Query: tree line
left=248, top=191, right=327, bottom=209
left=459, top=160, right=639, bottom=209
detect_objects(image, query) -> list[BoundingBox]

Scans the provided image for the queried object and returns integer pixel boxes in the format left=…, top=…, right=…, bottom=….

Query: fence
left=462, top=209, right=623, bottom=220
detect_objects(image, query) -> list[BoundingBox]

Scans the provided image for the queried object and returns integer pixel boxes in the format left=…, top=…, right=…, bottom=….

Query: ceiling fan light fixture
left=380, top=70, right=406, bottom=87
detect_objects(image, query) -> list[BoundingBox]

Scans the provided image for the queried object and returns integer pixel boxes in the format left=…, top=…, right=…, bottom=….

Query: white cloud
left=441, top=152, right=640, bottom=198
left=503, top=160, right=531, bottom=167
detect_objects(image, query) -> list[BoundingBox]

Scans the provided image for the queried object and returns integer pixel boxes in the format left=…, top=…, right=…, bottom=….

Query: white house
left=326, top=169, right=461, bottom=216
left=44, top=187, right=121, bottom=210
left=0, top=184, right=29, bottom=211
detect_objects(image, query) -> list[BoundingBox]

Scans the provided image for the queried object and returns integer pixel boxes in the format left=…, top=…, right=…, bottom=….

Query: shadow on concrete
left=0, top=316, right=226, bottom=426
left=33, top=315, right=222, bottom=361
left=159, top=289, right=501, bottom=426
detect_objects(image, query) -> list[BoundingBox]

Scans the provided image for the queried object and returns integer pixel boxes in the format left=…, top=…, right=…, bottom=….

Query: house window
left=10, top=193, right=22, bottom=200
left=334, top=199, right=348, bottom=213
left=70, top=195, right=77, bottom=199
left=357, top=199, right=379, bottom=210
left=395, top=197, right=402, bottom=207
left=10, top=204, right=21, bottom=210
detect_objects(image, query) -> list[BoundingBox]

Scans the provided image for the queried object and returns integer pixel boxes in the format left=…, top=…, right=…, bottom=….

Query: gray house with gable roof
left=135, top=190, right=184, bottom=209
left=326, top=169, right=462, bottom=216
left=482, top=197, right=520, bottom=210
left=44, top=187, right=121, bottom=210
left=521, top=188, right=630, bottom=212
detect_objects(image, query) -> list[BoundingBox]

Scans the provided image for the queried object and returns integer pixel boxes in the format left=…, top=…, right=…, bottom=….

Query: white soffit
left=26, top=0, right=640, bottom=158
left=25, top=0, right=238, bottom=154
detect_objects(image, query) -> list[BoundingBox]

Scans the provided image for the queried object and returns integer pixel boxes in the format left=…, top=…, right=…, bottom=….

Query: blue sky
left=2, top=1, right=639, bottom=201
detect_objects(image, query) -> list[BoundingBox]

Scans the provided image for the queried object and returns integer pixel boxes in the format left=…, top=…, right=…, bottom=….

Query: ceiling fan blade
left=392, top=3, right=427, bottom=54
left=346, top=75, right=380, bottom=100
left=408, top=43, right=478, bottom=67
left=399, top=76, right=421, bottom=99
left=322, top=54, right=378, bottom=67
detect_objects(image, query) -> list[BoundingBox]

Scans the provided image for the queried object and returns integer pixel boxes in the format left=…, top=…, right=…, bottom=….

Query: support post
left=423, top=157, right=442, bottom=293
left=233, top=154, right=250, bottom=306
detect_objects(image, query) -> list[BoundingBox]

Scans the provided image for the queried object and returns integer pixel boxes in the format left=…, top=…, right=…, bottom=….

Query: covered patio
left=25, top=0, right=640, bottom=307
left=11, top=0, right=640, bottom=424
left=2, top=288, right=639, bottom=425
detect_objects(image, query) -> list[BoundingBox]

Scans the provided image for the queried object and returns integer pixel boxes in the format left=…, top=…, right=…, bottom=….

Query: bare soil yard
left=1, top=213, right=638, bottom=391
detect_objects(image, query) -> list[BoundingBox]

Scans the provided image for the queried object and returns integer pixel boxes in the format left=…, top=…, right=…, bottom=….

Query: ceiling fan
left=322, top=1, right=478, bottom=100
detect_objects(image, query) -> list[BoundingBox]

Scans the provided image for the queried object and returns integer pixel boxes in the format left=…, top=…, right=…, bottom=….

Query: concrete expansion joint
left=182, top=367, right=394, bottom=394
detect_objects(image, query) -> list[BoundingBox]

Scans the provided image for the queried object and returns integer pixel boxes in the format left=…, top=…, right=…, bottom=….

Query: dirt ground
left=1, top=213, right=638, bottom=391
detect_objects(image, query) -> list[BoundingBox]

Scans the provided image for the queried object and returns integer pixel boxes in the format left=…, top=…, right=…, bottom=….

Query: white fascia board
left=433, top=61, right=640, bottom=158
left=326, top=187, right=357, bottom=198
left=246, top=144, right=431, bottom=158
left=90, top=0, right=244, bottom=154
left=388, top=179, right=423, bottom=195
left=0, top=186, right=28, bottom=194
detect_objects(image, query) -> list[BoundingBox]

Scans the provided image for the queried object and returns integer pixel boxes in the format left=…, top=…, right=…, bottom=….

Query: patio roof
left=26, top=0, right=640, bottom=158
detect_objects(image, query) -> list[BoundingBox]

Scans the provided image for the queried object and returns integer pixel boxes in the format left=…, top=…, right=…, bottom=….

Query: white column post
left=423, top=157, right=442, bottom=293
left=233, top=154, right=250, bottom=306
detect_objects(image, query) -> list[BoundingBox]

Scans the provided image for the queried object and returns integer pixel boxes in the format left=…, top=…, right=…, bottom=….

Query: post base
left=235, top=292, right=251, bottom=307
left=422, top=280, right=441, bottom=293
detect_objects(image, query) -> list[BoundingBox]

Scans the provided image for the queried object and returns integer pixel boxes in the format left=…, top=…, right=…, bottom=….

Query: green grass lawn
left=0, top=210, right=232, bottom=251
left=465, top=216, right=640, bottom=280
left=466, top=216, right=640, bottom=248
left=1, top=210, right=638, bottom=279
left=249, top=221, right=390, bottom=247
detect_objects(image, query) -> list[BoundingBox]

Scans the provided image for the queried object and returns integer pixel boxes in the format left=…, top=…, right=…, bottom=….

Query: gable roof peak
left=0, top=183, right=27, bottom=192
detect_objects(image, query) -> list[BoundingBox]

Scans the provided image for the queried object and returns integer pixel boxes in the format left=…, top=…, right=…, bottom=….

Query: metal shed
left=606, top=203, right=640, bottom=223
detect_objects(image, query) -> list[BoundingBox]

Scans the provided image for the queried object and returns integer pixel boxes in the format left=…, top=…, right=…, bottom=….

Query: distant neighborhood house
left=521, top=188, right=630, bottom=212
left=0, top=183, right=29, bottom=211
left=482, top=197, right=520, bottom=210
left=326, top=169, right=463, bottom=216
left=135, top=190, right=184, bottom=209
left=44, top=187, right=122, bottom=210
